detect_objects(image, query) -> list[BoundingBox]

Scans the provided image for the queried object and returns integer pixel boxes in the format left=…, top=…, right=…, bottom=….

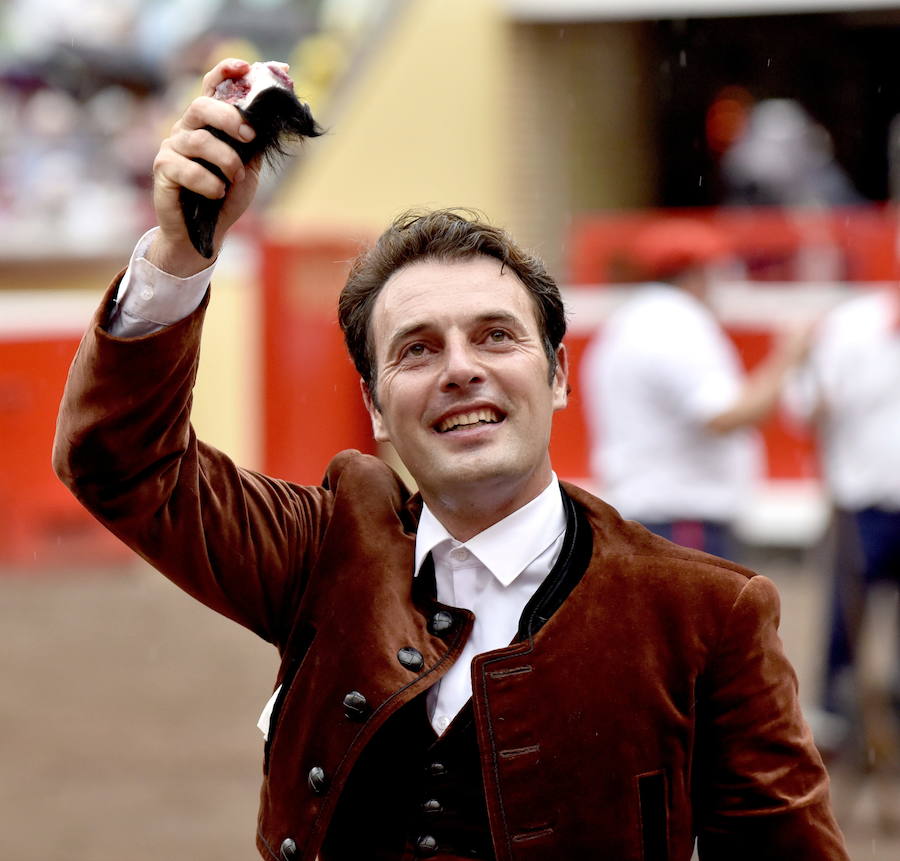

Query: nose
left=439, top=335, right=483, bottom=391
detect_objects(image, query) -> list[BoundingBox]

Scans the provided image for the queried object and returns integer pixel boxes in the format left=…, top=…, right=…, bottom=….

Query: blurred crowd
left=0, top=0, right=386, bottom=256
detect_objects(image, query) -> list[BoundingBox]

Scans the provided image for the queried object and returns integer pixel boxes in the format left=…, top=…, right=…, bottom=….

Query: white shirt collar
left=414, top=474, right=566, bottom=588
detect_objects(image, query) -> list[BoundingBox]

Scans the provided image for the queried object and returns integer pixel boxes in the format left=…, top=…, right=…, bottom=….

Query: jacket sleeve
left=52, top=277, right=333, bottom=648
left=695, top=574, right=849, bottom=859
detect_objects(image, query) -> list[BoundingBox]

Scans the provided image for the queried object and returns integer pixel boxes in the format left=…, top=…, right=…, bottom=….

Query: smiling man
left=358, top=254, right=568, bottom=540
left=53, top=60, right=848, bottom=861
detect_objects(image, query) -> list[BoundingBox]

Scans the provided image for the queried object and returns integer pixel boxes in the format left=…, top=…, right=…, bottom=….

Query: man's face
left=363, top=256, right=568, bottom=513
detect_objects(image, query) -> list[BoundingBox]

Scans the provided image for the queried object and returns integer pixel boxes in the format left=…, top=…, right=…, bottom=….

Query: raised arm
left=704, top=323, right=814, bottom=435
left=53, top=60, right=329, bottom=649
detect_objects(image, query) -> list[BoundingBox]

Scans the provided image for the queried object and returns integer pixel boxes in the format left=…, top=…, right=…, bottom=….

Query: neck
left=673, top=272, right=708, bottom=306
left=420, top=468, right=554, bottom=542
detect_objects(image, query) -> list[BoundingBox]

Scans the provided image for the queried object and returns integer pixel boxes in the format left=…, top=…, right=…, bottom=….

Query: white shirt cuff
left=108, top=227, right=216, bottom=337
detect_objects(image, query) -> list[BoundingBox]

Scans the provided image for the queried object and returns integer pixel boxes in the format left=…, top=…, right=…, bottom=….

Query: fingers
left=151, top=59, right=262, bottom=260
left=201, top=58, right=252, bottom=97
left=155, top=97, right=256, bottom=201
left=154, top=134, right=242, bottom=201
left=180, top=96, right=255, bottom=145
left=153, top=146, right=225, bottom=202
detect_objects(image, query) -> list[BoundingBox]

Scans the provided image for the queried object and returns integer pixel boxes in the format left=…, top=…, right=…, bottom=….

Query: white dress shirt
left=414, top=477, right=566, bottom=734
left=112, top=229, right=568, bottom=737
left=258, top=481, right=565, bottom=739
left=785, top=289, right=900, bottom=510
left=581, top=283, right=760, bottom=523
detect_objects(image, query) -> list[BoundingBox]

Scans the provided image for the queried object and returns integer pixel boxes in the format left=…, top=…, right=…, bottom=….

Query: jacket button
left=426, top=761, right=447, bottom=777
left=421, top=798, right=443, bottom=814
left=397, top=646, right=424, bottom=672
left=428, top=610, right=455, bottom=635
left=415, top=834, right=439, bottom=856
left=279, top=837, right=297, bottom=860
left=307, top=766, right=328, bottom=795
left=342, top=690, right=369, bottom=721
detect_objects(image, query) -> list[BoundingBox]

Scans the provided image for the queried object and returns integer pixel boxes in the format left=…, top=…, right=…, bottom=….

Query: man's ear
left=360, top=378, right=390, bottom=442
left=552, top=344, right=569, bottom=411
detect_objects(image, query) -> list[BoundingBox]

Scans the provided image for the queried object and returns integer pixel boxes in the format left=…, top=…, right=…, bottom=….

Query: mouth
left=434, top=407, right=505, bottom=434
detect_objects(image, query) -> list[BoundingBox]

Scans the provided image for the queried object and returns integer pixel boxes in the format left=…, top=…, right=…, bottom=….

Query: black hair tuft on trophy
left=179, top=61, right=324, bottom=258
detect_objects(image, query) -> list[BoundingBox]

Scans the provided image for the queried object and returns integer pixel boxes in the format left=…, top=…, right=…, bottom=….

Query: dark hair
left=338, top=208, right=566, bottom=398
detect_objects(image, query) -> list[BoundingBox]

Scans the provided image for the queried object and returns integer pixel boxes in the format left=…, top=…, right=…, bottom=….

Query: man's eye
left=404, top=343, right=427, bottom=357
left=488, top=329, right=510, bottom=342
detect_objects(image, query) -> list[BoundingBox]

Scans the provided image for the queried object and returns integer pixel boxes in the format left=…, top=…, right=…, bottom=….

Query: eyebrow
left=386, top=311, right=524, bottom=353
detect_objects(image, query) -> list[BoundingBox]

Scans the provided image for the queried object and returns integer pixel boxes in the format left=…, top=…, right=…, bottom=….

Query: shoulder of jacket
left=322, top=449, right=416, bottom=511
left=322, top=448, right=394, bottom=485
left=562, top=480, right=757, bottom=588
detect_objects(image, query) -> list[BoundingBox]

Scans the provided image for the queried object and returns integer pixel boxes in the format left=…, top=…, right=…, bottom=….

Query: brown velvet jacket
left=53, top=281, right=849, bottom=861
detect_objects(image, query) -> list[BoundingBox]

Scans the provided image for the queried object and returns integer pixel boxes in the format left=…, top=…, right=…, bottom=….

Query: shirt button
left=435, top=714, right=450, bottom=732
left=450, top=547, right=470, bottom=562
left=140, top=287, right=154, bottom=301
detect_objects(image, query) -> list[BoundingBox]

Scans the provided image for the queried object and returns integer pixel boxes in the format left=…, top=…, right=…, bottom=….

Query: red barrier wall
left=0, top=336, right=134, bottom=569
left=568, top=204, right=897, bottom=284
left=260, top=236, right=376, bottom=484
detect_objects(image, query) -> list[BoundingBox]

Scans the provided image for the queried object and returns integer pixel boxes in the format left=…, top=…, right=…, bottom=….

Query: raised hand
left=148, top=59, right=261, bottom=276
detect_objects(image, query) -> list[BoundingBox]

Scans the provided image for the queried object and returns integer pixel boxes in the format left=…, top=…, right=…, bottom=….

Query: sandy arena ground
left=1, top=550, right=897, bottom=860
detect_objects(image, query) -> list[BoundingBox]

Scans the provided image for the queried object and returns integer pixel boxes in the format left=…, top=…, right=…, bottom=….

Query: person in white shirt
left=53, top=59, right=847, bottom=859
left=581, top=217, right=810, bottom=560
left=785, top=285, right=900, bottom=737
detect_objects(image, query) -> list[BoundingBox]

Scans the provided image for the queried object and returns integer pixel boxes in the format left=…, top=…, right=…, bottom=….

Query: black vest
left=319, top=489, right=592, bottom=860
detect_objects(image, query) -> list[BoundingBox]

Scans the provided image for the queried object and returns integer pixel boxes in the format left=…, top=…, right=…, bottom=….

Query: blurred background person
left=784, top=279, right=900, bottom=780
left=581, top=217, right=810, bottom=561
left=716, top=97, right=863, bottom=283
left=721, top=98, right=863, bottom=209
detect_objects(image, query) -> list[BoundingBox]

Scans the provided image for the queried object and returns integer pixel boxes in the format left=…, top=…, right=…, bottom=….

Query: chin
left=432, top=455, right=521, bottom=490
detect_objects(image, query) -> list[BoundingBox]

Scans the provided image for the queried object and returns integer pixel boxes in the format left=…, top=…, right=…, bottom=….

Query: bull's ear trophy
left=179, top=61, right=323, bottom=259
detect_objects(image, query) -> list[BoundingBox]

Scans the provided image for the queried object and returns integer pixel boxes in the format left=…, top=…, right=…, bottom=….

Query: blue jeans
left=822, top=507, right=900, bottom=716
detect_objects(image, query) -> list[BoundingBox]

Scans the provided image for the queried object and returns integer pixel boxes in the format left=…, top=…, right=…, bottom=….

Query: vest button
left=428, top=610, right=455, bottom=636
left=342, top=690, right=369, bottom=721
left=397, top=646, right=424, bottom=672
left=421, top=798, right=443, bottom=814
left=416, top=834, right=439, bottom=856
left=279, top=837, right=297, bottom=860
left=426, top=761, right=447, bottom=777
left=307, top=766, right=328, bottom=795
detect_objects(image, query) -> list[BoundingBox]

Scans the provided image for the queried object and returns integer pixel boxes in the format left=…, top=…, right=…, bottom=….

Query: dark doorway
left=651, top=11, right=900, bottom=206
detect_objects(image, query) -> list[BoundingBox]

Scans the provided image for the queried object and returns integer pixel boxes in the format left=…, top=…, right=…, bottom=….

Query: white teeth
left=437, top=408, right=501, bottom=433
